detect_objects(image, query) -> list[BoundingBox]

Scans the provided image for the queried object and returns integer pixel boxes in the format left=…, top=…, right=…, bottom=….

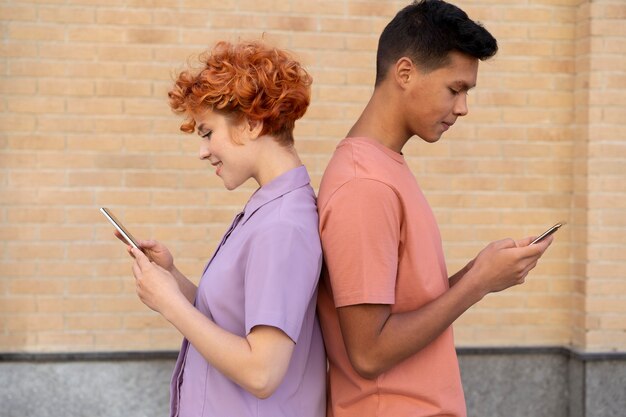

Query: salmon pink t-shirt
left=317, top=137, right=466, bottom=417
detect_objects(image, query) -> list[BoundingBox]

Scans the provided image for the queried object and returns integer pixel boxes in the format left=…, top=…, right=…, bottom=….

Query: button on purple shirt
left=170, top=166, right=326, bottom=417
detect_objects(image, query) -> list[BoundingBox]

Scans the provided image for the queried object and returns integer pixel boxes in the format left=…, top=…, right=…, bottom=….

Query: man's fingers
left=494, top=238, right=518, bottom=249
left=516, top=236, right=535, bottom=247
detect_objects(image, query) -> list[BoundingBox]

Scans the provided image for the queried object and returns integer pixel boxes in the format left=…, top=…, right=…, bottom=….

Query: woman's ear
left=245, top=117, right=264, bottom=140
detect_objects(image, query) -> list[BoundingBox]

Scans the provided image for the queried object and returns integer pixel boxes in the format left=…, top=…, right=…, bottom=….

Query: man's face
left=403, top=51, right=479, bottom=143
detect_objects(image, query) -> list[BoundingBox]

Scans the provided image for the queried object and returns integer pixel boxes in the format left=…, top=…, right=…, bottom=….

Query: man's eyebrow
left=454, top=81, right=476, bottom=91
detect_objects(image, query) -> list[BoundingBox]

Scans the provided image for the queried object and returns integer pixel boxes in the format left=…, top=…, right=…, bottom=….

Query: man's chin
left=414, top=133, right=442, bottom=143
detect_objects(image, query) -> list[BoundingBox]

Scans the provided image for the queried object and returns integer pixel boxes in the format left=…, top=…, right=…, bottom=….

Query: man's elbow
left=348, top=351, right=385, bottom=380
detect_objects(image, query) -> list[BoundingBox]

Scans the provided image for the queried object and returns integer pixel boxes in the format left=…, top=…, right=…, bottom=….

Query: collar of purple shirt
left=240, top=165, right=311, bottom=225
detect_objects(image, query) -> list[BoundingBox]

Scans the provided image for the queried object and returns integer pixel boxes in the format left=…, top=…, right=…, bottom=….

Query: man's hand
left=464, top=235, right=553, bottom=297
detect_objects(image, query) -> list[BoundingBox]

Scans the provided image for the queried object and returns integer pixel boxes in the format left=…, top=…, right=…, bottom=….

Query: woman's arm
left=130, top=248, right=294, bottom=398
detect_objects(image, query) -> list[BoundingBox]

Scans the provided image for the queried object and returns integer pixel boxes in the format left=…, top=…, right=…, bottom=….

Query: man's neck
left=346, top=89, right=410, bottom=153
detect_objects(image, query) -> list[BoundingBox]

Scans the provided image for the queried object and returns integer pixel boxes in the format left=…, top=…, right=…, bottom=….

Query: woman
left=125, top=41, right=325, bottom=417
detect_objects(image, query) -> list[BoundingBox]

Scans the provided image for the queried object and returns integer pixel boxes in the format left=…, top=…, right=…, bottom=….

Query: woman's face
left=192, top=109, right=259, bottom=191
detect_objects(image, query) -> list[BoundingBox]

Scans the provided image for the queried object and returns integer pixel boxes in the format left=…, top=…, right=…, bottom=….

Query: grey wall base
left=1, top=348, right=625, bottom=417
left=458, top=348, right=626, bottom=417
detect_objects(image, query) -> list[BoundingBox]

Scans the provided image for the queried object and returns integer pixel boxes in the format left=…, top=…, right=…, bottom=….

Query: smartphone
left=530, top=222, right=565, bottom=245
left=99, top=207, right=141, bottom=251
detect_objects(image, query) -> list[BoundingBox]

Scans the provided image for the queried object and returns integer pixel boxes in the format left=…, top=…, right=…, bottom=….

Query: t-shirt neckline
left=344, top=136, right=405, bottom=164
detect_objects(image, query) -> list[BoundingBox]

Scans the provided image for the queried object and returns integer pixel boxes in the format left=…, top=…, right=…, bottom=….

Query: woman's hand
left=114, top=231, right=175, bottom=272
left=130, top=247, right=187, bottom=315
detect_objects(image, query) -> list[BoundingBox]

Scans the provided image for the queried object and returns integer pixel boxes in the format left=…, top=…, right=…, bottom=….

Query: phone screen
left=100, top=207, right=141, bottom=250
left=530, top=222, right=564, bottom=245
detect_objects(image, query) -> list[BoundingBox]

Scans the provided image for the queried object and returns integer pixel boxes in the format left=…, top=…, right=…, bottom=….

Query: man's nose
left=454, top=94, right=468, bottom=117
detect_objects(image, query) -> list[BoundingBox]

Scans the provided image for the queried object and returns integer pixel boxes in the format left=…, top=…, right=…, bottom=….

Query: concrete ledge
left=1, top=347, right=625, bottom=417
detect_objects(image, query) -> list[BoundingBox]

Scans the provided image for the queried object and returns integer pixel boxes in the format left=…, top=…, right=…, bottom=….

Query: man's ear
left=393, top=57, right=415, bottom=89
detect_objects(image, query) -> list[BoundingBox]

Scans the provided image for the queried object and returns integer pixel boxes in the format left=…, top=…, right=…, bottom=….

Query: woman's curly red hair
left=168, top=41, right=312, bottom=146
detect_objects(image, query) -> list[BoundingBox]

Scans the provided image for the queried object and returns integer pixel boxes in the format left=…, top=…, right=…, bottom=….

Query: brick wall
left=1, top=0, right=624, bottom=353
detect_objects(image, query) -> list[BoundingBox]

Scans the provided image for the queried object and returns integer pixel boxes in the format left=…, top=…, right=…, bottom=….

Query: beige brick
left=7, top=134, right=66, bottom=150
left=96, top=190, right=152, bottom=206
left=37, top=333, right=95, bottom=349
left=347, top=1, right=401, bottom=16
left=0, top=225, right=38, bottom=241
left=7, top=243, right=66, bottom=260
left=94, top=296, right=145, bottom=313
left=151, top=189, right=208, bottom=206
left=0, top=297, right=37, bottom=313
left=38, top=152, right=99, bottom=169
left=37, top=116, right=93, bottom=133
left=0, top=262, right=38, bottom=278
left=67, top=278, right=124, bottom=295
left=94, top=331, right=153, bottom=348
left=9, top=278, right=65, bottom=295
left=7, top=314, right=65, bottom=332
left=65, top=314, right=122, bottom=331
left=127, top=0, right=177, bottom=6
left=67, top=26, right=125, bottom=43
left=125, top=172, right=179, bottom=188
left=123, top=98, right=171, bottom=116
left=38, top=79, right=95, bottom=97
left=320, top=17, right=376, bottom=34
left=96, top=9, right=153, bottom=25
left=8, top=96, right=65, bottom=114
left=67, top=62, right=125, bottom=78
left=501, top=41, right=554, bottom=56
left=126, top=28, right=179, bottom=44
left=92, top=118, right=153, bottom=134
left=0, top=77, right=37, bottom=95
left=0, top=114, right=36, bottom=132
left=291, top=1, right=345, bottom=15
left=180, top=208, right=239, bottom=224
left=0, top=5, right=38, bottom=21
left=292, top=33, right=347, bottom=50
left=124, top=208, right=178, bottom=224
left=39, top=6, right=95, bottom=23
left=123, top=314, right=171, bottom=330
left=96, top=80, right=152, bottom=97
left=125, top=63, right=176, bottom=81
left=67, top=171, right=123, bottom=187
left=0, top=42, right=38, bottom=58
left=37, top=297, right=95, bottom=313
left=8, top=23, right=65, bottom=41
left=151, top=225, right=206, bottom=242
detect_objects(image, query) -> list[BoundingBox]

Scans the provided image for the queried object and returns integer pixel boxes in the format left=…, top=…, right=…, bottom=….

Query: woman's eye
left=202, top=131, right=212, bottom=139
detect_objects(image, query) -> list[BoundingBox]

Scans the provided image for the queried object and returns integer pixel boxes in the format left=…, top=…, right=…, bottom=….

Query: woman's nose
left=198, top=142, right=211, bottom=160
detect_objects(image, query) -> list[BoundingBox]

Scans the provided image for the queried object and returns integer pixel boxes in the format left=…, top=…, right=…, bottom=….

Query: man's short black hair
left=375, top=0, right=498, bottom=85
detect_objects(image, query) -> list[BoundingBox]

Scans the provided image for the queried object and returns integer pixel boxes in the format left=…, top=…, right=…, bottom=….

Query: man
left=317, top=1, right=554, bottom=416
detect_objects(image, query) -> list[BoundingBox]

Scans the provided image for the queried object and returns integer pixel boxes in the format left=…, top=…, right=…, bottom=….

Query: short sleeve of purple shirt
left=170, top=166, right=326, bottom=417
left=244, top=220, right=322, bottom=341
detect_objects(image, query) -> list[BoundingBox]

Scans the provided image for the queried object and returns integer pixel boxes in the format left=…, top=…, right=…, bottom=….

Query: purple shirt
left=170, top=165, right=326, bottom=417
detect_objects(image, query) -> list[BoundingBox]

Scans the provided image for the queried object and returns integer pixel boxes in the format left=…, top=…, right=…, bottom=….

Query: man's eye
left=449, top=88, right=460, bottom=95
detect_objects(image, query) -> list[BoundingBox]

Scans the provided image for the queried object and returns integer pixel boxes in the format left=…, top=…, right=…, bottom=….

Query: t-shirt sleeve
left=244, top=221, right=322, bottom=342
left=320, top=178, right=401, bottom=307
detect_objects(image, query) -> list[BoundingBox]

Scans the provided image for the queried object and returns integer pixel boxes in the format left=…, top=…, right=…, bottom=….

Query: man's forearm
left=339, top=275, right=485, bottom=379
